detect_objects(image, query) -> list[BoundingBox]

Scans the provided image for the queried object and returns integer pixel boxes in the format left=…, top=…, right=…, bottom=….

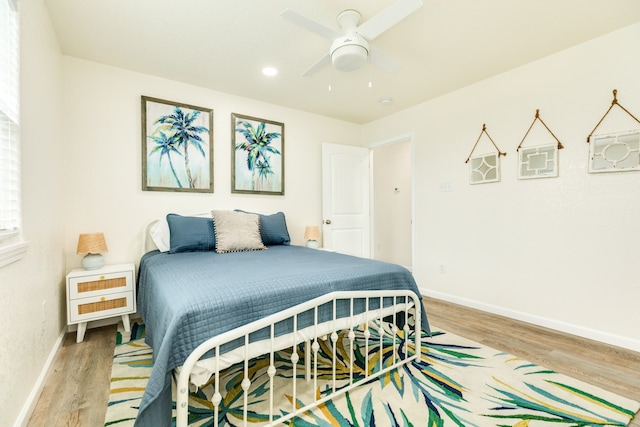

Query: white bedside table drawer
left=69, top=290, right=134, bottom=323
left=69, top=270, right=133, bottom=299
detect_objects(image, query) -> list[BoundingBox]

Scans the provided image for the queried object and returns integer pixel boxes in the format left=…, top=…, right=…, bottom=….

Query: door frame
left=367, top=131, right=416, bottom=270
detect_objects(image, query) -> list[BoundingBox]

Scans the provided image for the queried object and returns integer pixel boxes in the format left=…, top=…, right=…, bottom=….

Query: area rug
left=105, top=322, right=639, bottom=426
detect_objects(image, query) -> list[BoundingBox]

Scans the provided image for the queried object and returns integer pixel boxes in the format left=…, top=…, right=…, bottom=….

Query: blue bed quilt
left=134, top=245, right=430, bottom=426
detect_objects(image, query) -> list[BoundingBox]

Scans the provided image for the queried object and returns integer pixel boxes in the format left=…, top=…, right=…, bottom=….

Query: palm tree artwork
left=143, top=97, right=213, bottom=192
left=147, top=131, right=183, bottom=188
left=233, top=114, right=284, bottom=194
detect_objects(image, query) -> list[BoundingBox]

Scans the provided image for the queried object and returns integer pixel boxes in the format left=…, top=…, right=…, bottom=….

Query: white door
left=322, top=143, right=370, bottom=258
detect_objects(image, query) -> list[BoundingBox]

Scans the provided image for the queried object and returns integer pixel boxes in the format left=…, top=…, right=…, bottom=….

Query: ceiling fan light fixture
left=330, top=33, right=369, bottom=72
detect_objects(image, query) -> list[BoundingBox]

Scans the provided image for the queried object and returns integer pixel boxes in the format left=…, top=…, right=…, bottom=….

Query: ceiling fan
left=281, top=0, right=423, bottom=77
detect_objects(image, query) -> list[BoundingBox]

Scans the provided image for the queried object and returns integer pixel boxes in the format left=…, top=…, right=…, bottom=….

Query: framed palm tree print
left=142, top=96, right=214, bottom=192
left=232, top=113, right=284, bottom=195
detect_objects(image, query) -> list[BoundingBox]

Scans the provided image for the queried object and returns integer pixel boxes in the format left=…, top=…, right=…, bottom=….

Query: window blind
left=0, top=0, right=20, bottom=240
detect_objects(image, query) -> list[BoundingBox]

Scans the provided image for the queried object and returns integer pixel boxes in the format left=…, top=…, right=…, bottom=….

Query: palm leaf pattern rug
left=105, top=322, right=639, bottom=426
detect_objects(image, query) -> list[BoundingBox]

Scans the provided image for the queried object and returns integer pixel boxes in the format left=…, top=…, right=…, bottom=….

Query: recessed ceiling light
left=262, top=67, right=278, bottom=76
left=379, top=97, right=392, bottom=106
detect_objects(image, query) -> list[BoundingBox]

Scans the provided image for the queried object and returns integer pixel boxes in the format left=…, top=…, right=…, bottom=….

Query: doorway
left=371, top=136, right=413, bottom=270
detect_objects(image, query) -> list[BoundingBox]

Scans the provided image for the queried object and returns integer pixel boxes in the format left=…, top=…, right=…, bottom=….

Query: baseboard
left=421, top=288, right=640, bottom=353
left=13, top=326, right=67, bottom=427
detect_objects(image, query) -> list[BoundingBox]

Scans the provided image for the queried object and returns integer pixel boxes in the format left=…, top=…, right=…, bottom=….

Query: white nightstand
left=66, top=263, right=136, bottom=343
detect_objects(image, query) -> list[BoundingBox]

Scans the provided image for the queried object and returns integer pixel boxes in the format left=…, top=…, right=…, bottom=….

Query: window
left=0, top=0, right=27, bottom=267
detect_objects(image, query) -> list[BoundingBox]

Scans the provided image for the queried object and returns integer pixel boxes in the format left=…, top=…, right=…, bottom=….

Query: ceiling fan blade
left=369, top=46, right=400, bottom=73
left=280, top=9, right=341, bottom=41
left=357, top=0, right=423, bottom=41
left=302, top=54, right=331, bottom=77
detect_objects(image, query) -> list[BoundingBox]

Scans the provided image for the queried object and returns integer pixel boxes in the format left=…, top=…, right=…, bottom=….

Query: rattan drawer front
left=69, top=291, right=134, bottom=323
left=77, top=297, right=127, bottom=315
left=69, top=270, right=133, bottom=299
left=77, top=276, right=127, bottom=294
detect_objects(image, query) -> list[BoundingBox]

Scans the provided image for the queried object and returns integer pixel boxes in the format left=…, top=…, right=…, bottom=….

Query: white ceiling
left=44, top=0, right=640, bottom=124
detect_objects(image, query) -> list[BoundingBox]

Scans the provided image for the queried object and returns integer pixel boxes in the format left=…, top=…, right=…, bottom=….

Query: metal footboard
left=175, top=290, right=422, bottom=427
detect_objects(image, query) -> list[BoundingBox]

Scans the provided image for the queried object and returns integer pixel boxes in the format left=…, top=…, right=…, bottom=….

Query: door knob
left=325, top=219, right=332, bottom=225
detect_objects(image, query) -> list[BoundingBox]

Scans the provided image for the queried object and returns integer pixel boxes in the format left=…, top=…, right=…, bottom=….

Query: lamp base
left=82, top=253, right=104, bottom=270
left=306, top=240, right=319, bottom=249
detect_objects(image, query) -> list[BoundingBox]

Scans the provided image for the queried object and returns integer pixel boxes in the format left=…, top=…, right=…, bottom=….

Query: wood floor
left=27, top=297, right=640, bottom=426
left=425, top=298, right=640, bottom=427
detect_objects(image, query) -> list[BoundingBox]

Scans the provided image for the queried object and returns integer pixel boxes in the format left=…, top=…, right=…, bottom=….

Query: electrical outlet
left=439, top=264, right=446, bottom=273
left=438, top=181, right=452, bottom=192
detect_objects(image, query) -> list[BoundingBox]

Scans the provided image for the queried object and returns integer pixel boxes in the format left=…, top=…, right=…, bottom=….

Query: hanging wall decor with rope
left=516, top=109, right=564, bottom=180
left=586, top=90, right=640, bottom=173
left=465, top=124, right=507, bottom=184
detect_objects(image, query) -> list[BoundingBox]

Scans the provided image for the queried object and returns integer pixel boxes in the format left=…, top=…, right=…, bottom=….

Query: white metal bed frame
left=175, top=290, right=422, bottom=427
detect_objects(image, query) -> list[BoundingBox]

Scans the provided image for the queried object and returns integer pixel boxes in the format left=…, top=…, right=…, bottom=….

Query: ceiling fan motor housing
left=330, top=33, right=369, bottom=72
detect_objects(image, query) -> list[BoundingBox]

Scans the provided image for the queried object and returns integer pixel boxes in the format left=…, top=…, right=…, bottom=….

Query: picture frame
left=468, top=152, right=501, bottom=184
left=141, top=96, right=214, bottom=193
left=518, top=143, right=559, bottom=179
left=588, top=129, right=640, bottom=173
left=231, top=113, right=284, bottom=195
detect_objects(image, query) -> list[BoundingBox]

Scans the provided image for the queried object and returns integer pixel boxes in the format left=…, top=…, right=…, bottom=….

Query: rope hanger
left=465, top=124, right=507, bottom=163
left=586, top=89, right=640, bottom=143
left=516, top=109, right=564, bottom=151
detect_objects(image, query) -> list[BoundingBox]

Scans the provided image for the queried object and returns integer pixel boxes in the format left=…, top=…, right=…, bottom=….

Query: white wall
left=61, top=57, right=362, bottom=271
left=0, top=1, right=65, bottom=426
left=362, top=22, right=640, bottom=351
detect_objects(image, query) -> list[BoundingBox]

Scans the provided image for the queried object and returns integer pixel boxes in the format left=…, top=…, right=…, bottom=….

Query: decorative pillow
left=149, top=212, right=213, bottom=252
left=235, top=210, right=291, bottom=246
left=167, top=214, right=216, bottom=253
left=211, top=210, right=267, bottom=253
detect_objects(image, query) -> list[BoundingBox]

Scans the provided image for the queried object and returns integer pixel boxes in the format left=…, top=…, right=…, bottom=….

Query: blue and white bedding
left=135, top=245, right=430, bottom=427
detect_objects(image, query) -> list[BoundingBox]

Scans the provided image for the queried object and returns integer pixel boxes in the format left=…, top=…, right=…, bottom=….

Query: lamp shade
left=77, top=233, right=108, bottom=270
left=77, top=233, right=108, bottom=254
left=304, top=226, right=320, bottom=240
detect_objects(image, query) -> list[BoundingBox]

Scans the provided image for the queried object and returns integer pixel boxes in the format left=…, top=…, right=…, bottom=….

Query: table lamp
left=77, top=232, right=108, bottom=270
left=304, top=226, right=320, bottom=249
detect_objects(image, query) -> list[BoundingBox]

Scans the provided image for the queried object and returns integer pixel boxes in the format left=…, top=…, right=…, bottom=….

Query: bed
left=134, top=211, right=430, bottom=427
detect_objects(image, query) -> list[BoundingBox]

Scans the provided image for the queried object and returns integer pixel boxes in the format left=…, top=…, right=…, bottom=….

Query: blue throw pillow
left=235, top=210, right=291, bottom=246
left=167, top=213, right=216, bottom=253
